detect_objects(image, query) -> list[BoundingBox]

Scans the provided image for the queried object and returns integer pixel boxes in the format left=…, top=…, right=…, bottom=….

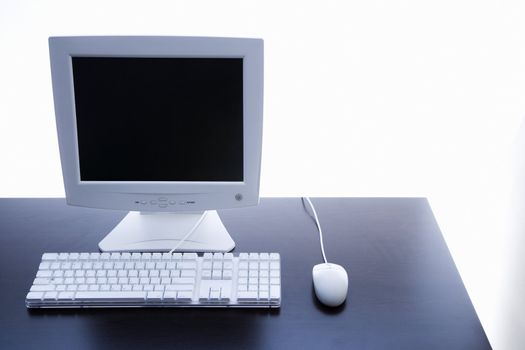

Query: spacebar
left=74, top=291, right=146, bottom=302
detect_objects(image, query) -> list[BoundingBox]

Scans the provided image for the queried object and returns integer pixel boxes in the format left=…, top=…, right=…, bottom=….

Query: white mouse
left=312, top=263, right=348, bottom=307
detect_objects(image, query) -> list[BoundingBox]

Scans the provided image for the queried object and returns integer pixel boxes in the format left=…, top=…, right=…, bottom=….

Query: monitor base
left=98, top=210, right=235, bottom=252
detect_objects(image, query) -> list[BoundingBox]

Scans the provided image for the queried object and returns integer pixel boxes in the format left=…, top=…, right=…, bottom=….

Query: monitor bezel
left=49, top=36, right=263, bottom=212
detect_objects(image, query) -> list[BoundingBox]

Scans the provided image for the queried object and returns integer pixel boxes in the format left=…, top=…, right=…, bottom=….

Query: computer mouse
left=312, top=263, right=348, bottom=307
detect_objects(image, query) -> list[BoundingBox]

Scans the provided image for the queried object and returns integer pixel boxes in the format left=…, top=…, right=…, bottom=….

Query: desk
left=0, top=198, right=490, bottom=349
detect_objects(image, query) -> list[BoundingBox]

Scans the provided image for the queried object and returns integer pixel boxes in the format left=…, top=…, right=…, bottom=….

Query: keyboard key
left=178, top=261, right=196, bottom=269
left=259, top=253, right=269, bottom=260
left=75, top=291, right=146, bottom=302
left=57, top=292, right=75, bottom=300
left=42, top=253, right=58, bottom=261
left=152, top=253, right=162, bottom=260
left=270, top=285, right=281, bottom=301
left=177, top=291, right=193, bottom=301
left=183, top=253, right=197, bottom=260
left=239, top=253, right=249, bottom=260
left=238, top=291, right=258, bottom=302
left=172, top=277, right=195, bottom=284
left=163, top=291, right=177, bottom=300
left=146, top=291, right=163, bottom=301
left=69, top=253, right=79, bottom=260
left=36, top=270, right=52, bottom=278
left=210, top=289, right=221, bottom=300
left=90, top=253, right=101, bottom=260
left=201, top=270, right=212, bottom=279
left=26, top=292, right=44, bottom=301
left=110, top=253, right=121, bottom=260
left=79, top=253, right=90, bottom=260
left=30, top=285, right=55, bottom=292
left=181, top=270, right=196, bottom=277
left=166, top=284, right=193, bottom=291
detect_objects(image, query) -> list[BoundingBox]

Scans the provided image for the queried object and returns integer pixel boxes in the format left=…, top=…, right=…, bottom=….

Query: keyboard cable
left=302, top=197, right=328, bottom=264
left=168, top=211, right=208, bottom=254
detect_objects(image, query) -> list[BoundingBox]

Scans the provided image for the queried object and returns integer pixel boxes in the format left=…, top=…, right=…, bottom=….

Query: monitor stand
left=98, top=211, right=235, bottom=252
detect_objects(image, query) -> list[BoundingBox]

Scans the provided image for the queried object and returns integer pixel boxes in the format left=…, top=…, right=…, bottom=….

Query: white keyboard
left=26, top=252, right=281, bottom=308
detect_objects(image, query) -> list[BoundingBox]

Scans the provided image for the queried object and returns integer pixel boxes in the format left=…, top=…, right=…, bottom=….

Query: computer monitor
left=49, top=36, right=264, bottom=252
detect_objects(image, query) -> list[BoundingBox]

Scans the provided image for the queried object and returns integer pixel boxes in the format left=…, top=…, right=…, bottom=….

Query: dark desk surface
left=0, top=198, right=490, bottom=350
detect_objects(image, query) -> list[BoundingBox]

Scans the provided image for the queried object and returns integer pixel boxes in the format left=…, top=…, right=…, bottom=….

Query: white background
left=1, top=1, right=525, bottom=348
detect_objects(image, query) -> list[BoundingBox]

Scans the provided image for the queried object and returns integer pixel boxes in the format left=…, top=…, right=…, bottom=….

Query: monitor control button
left=159, top=203, right=168, bottom=208
left=140, top=201, right=147, bottom=205
left=158, top=197, right=168, bottom=202
left=169, top=200, right=176, bottom=205
left=150, top=200, right=158, bottom=205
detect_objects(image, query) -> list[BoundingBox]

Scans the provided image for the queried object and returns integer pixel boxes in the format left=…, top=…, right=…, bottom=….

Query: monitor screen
left=71, top=57, right=244, bottom=182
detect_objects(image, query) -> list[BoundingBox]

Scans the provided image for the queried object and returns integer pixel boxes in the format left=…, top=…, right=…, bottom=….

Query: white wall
left=1, top=1, right=525, bottom=348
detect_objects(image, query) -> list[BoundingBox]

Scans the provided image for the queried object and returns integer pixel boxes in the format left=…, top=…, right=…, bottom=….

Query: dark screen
left=72, top=57, right=243, bottom=181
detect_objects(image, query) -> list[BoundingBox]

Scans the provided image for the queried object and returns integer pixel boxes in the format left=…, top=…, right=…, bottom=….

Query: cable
left=168, top=211, right=208, bottom=254
left=302, top=197, right=328, bottom=264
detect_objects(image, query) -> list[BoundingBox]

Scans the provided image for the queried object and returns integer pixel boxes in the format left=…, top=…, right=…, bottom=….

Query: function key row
left=42, top=252, right=280, bottom=261
left=38, top=261, right=198, bottom=271
left=238, top=253, right=280, bottom=261
left=42, top=252, right=198, bottom=261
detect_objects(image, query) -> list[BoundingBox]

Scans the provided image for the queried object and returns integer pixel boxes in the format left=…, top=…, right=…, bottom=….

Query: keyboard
left=26, top=252, right=281, bottom=308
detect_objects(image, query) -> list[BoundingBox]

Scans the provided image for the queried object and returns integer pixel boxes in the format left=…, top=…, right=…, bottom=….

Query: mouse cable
left=168, top=211, right=208, bottom=254
left=302, top=197, right=328, bottom=264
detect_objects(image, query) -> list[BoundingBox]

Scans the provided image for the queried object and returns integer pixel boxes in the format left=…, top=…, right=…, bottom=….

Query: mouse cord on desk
left=302, top=197, right=328, bottom=264
left=168, top=211, right=208, bottom=254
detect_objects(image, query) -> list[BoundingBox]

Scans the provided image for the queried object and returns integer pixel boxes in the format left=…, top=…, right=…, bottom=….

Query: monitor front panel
left=72, top=57, right=244, bottom=182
